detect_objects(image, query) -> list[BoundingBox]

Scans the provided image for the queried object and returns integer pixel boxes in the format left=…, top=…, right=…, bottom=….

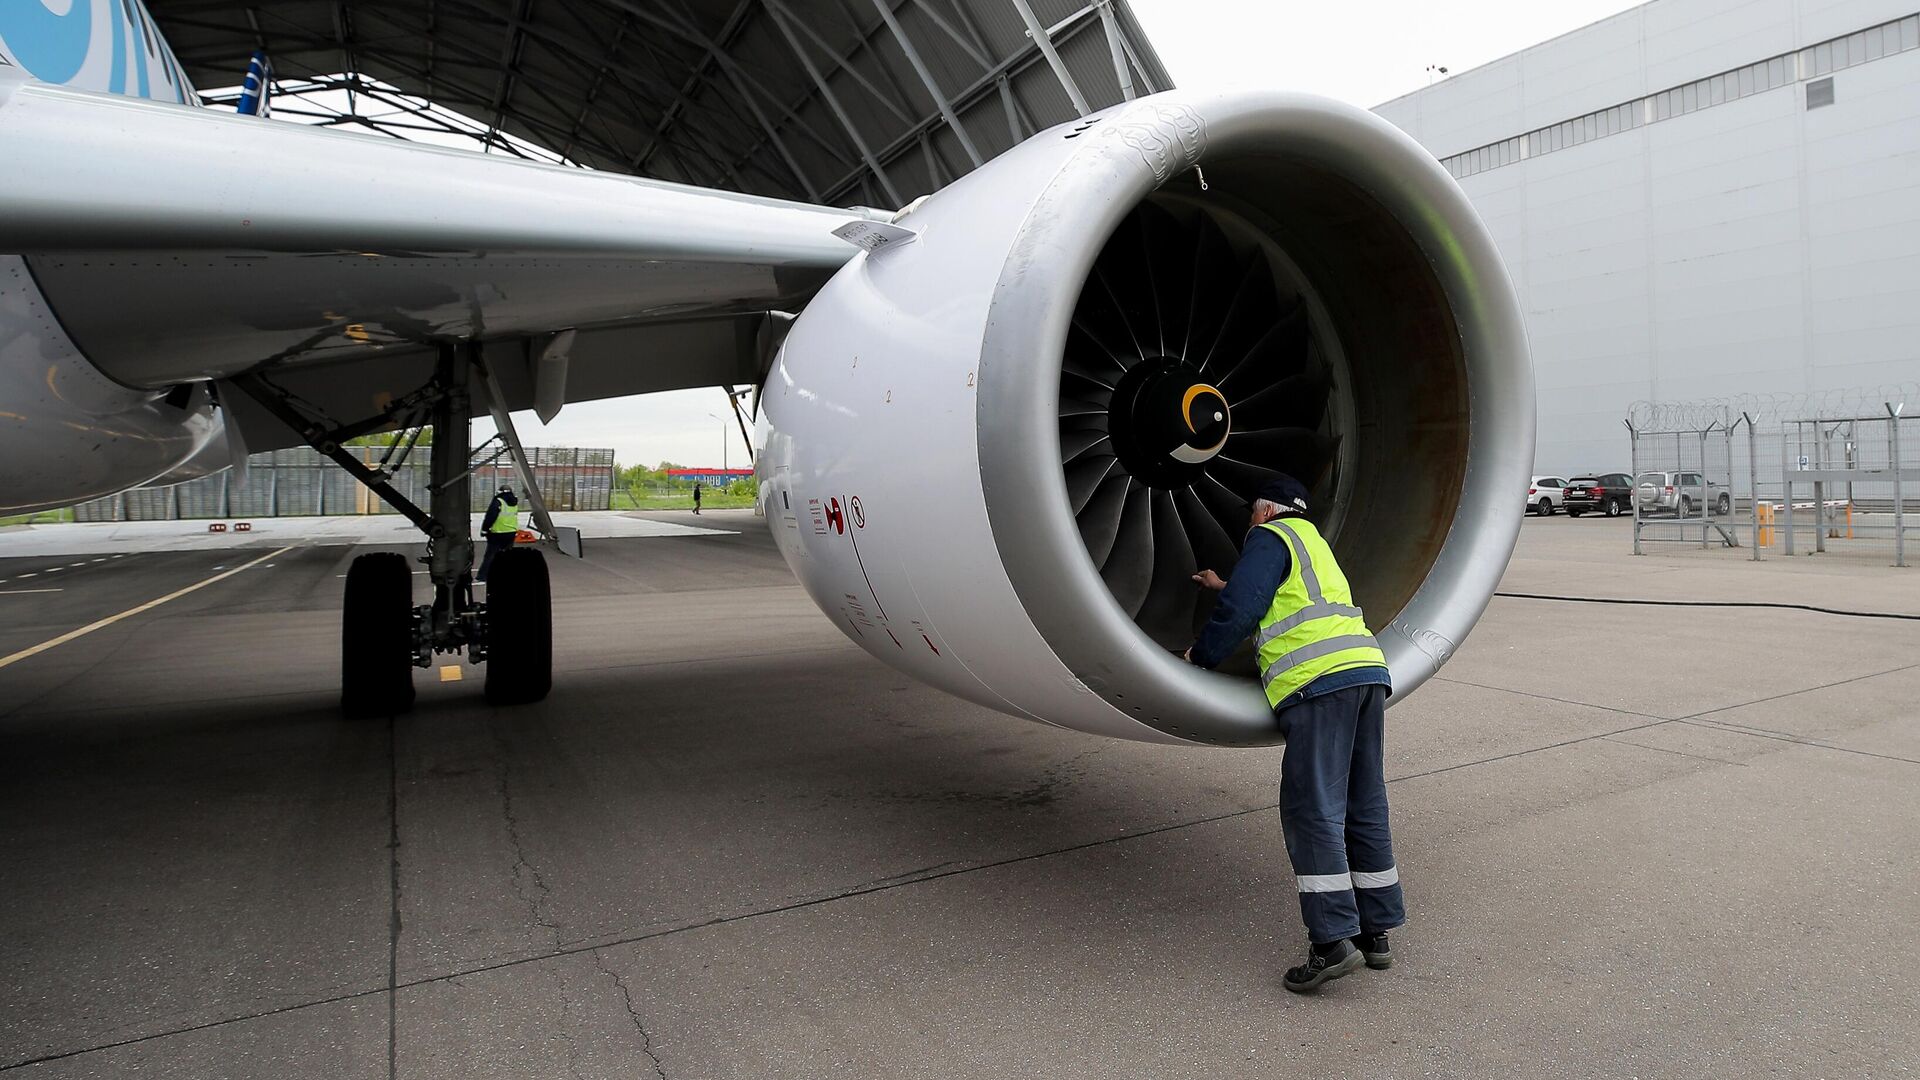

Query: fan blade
left=1099, top=482, right=1157, bottom=616
left=1060, top=428, right=1112, bottom=465
left=1136, top=201, right=1191, bottom=360
left=1059, top=396, right=1109, bottom=418
left=1216, top=305, right=1308, bottom=400
left=1191, top=470, right=1252, bottom=544
left=1092, top=215, right=1161, bottom=359
left=1061, top=367, right=1116, bottom=399
left=1181, top=211, right=1236, bottom=365
left=1176, top=482, right=1247, bottom=645
left=1229, top=366, right=1331, bottom=432
left=1202, top=454, right=1281, bottom=499
left=1064, top=323, right=1127, bottom=387
left=1065, top=454, right=1121, bottom=515
left=1195, top=257, right=1275, bottom=375
left=1224, top=429, right=1340, bottom=479
left=1133, top=489, right=1201, bottom=645
left=1077, top=472, right=1133, bottom=568
left=1074, top=263, right=1147, bottom=364
left=1180, top=483, right=1244, bottom=567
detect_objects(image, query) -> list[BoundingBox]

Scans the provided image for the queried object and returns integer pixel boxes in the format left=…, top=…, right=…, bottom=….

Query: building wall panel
left=1379, top=0, right=1920, bottom=471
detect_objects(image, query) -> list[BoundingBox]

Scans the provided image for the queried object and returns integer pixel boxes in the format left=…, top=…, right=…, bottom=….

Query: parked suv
left=1635, top=471, right=1732, bottom=517
left=1564, top=473, right=1633, bottom=517
left=1527, top=476, right=1569, bottom=516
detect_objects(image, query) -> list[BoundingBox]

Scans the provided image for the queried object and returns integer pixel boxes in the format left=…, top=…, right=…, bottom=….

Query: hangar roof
left=147, top=0, right=1173, bottom=206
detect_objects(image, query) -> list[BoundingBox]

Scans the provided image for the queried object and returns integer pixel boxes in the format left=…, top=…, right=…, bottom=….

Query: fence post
left=1627, top=418, right=1642, bottom=555
left=1744, top=414, right=1760, bottom=560
left=1782, top=423, right=1796, bottom=556
left=1813, top=422, right=1827, bottom=553
left=1699, top=428, right=1712, bottom=549
left=1892, top=402, right=1906, bottom=568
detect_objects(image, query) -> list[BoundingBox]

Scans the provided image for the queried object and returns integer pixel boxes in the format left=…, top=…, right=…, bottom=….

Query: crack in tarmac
left=497, top=751, right=564, bottom=949
left=594, top=950, right=668, bottom=1080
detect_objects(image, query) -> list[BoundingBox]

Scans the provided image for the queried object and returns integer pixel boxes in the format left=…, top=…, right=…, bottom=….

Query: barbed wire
left=1627, top=383, right=1919, bottom=433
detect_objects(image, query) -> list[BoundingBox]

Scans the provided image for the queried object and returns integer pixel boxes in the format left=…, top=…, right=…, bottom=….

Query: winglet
left=237, top=51, right=273, bottom=117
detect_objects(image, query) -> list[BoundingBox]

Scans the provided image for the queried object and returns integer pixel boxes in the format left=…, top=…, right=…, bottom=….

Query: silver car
left=1635, top=471, right=1731, bottom=517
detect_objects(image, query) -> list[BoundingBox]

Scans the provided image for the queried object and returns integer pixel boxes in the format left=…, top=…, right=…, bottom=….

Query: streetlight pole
left=706, top=413, right=727, bottom=473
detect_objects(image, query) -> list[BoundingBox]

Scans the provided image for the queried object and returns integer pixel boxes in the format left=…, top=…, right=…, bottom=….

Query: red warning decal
left=825, top=497, right=846, bottom=535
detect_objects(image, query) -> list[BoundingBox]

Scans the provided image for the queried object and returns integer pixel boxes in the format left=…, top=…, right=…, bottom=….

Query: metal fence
left=1624, top=387, right=1915, bottom=566
left=74, top=446, right=616, bottom=522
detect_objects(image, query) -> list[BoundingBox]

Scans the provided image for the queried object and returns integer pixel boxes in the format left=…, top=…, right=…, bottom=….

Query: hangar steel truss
left=147, top=0, right=1173, bottom=206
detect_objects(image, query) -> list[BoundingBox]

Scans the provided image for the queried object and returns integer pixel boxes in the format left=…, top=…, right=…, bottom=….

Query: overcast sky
left=498, top=0, right=1647, bottom=471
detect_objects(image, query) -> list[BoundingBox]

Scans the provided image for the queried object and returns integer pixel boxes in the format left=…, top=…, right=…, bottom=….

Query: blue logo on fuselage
left=0, top=0, right=195, bottom=104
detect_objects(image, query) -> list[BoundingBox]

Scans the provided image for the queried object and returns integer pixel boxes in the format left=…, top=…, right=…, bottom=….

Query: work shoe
left=1351, top=931, right=1392, bottom=969
left=1283, top=939, right=1363, bottom=993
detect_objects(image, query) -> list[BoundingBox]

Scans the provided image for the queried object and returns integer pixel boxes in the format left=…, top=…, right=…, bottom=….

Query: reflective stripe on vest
left=1252, top=518, right=1386, bottom=707
left=489, top=503, right=521, bottom=534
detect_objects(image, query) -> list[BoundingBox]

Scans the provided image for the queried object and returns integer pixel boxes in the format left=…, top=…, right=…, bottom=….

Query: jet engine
left=759, top=90, right=1534, bottom=746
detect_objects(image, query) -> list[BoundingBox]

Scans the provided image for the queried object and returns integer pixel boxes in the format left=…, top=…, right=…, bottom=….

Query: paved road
left=2, top=512, right=1916, bottom=1078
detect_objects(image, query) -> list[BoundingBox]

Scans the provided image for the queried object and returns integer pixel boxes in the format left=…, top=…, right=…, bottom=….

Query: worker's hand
left=1191, top=569, right=1227, bottom=591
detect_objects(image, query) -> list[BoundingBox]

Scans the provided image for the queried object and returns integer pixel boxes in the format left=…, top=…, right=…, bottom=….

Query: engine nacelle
left=0, top=255, right=221, bottom=515
left=759, top=90, right=1533, bottom=746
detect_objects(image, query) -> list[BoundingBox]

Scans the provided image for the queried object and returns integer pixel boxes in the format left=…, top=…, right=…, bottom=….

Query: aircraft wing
left=0, top=71, right=872, bottom=453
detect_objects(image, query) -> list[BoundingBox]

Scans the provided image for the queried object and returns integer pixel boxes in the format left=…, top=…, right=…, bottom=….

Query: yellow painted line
left=438, top=665, right=463, bottom=682
left=0, top=546, right=293, bottom=672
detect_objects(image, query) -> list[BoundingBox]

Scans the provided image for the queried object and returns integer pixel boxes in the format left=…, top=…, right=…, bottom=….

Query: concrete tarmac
left=1, top=511, right=1916, bottom=1078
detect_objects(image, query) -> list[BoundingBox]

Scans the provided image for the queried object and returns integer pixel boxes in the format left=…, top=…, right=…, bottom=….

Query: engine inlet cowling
left=760, top=90, right=1533, bottom=746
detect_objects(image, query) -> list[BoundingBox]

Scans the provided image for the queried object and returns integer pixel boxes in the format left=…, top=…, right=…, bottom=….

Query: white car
left=1528, top=475, right=1569, bottom=516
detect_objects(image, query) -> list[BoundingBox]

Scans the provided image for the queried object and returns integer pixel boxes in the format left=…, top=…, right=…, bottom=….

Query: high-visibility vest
left=1251, top=517, right=1387, bottom=708
left=488, top=501, right=521, bottom=534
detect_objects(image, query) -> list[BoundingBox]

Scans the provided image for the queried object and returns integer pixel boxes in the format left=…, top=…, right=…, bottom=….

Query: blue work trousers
left=477, top=532, right=515, bottom=582
left=1276, top=683, right=1405, bottom=943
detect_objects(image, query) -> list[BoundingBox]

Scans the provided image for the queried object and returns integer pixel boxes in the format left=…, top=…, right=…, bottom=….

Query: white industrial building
left=1375, top=0, right=1920, bottom=474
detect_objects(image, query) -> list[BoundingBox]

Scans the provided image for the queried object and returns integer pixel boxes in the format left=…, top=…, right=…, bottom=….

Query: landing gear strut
left=235, top=343, right=562, bottom=716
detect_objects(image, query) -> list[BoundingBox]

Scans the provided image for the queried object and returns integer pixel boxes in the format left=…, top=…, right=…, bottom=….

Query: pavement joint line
left=0, top=705, right=1759, bottom=1072
left=1601, top=734, right=1751, bottom=767
left=1676, top=717, right=1920, bottom=768
left=0, top=547, right=294, bottom=672
left=1430, top=676, right=1673, bottom=723
left=1384, top=717, right=1679, bottom=785
left=0, top=588, right=62, bottom=595
left=1676, top=658, right=1920, bottom=717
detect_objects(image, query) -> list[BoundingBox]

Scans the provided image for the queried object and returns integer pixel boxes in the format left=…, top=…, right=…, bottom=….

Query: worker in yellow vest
left=478, top=484, right=520, bottom=582
left=1186, top=474, right=1401, bottom=993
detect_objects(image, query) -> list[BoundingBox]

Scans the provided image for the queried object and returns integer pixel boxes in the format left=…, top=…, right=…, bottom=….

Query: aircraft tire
left=485, top=547, right=552, bottom=706
left=342, top=552, right=417, bottom=718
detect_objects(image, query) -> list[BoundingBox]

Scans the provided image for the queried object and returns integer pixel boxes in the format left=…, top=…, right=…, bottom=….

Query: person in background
left=1186, top=473, right=1402, bottom=994
left=692, top=481, right=703, bottom=515
left=478, top=484, right=520, bottom=582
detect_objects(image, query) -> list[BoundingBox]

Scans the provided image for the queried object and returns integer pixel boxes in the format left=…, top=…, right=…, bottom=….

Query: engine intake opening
left=1059, top=194, right=1346, bottom=653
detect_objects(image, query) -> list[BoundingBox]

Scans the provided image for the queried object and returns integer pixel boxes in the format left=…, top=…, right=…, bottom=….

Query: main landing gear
left=236, top=342, right=567, bottom=716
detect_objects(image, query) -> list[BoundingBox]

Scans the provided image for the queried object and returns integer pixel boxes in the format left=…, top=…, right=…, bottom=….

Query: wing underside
left=0, top=74, right=868, bottom=450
